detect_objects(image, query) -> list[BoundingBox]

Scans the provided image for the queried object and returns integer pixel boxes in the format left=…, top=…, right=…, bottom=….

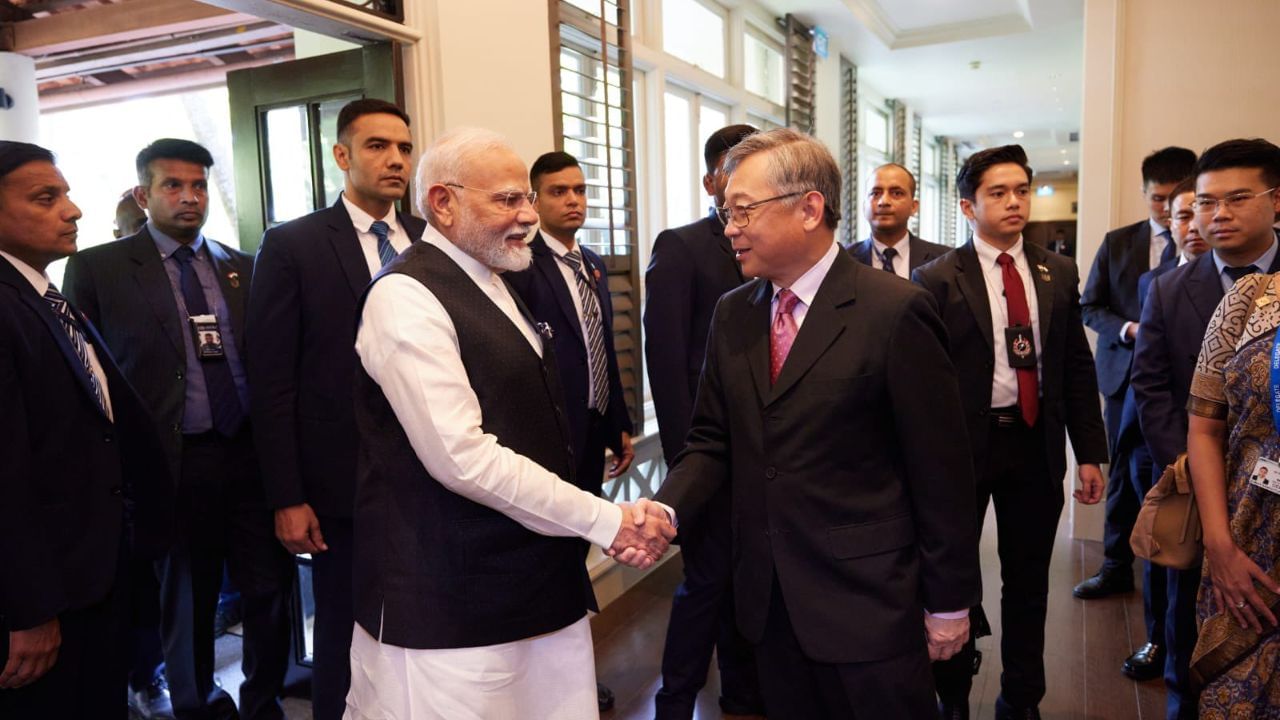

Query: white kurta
left=344, top=226, right=621, bottom=720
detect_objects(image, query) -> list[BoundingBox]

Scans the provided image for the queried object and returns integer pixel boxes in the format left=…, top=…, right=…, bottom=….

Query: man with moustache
left=246, top=98, right=425, bottom=720
left=846, top=163, right=949, bottom=278
left=64, top=139, right=294, bottom=720
left=644, top=124, right=764, bottom=720
left=1078, top=148, right=1197, bottom=612
left=344, top=127, right=675, bottom=720
left=1132, top=139, right=1280, bottom=720
left=644, top=128, right=980, bottom=719
left=914, top=144, right=1108, bottom=720
left=0, top=141, right=171, bottom=719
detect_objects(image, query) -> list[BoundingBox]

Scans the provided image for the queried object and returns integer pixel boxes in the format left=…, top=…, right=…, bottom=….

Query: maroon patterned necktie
left=770, top=288, right=800, bottom=385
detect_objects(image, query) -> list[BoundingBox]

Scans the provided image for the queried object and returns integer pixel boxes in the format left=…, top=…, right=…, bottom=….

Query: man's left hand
left=924, top=614, right=969, bottom=661
left=608, top=432, right=635, bottom=478
left=1074, top=463, right=1105, bottom=504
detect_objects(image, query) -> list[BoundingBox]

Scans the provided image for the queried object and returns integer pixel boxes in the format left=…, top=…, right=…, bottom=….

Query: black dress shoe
left=128, top=673, right=175, bottom=720
left=1122, top=642, right=1165, bottom=681
left=597, top=682, right=615, bottom=712
left=994, top=695, right=1041, bottom=720
left=1072, top=569, right=1134, bottom=599
left=938, top=699, right=970, bottom=719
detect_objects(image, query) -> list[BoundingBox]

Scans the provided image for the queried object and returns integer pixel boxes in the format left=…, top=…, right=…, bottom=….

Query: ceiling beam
left=12, top=0, right=261, bottom=57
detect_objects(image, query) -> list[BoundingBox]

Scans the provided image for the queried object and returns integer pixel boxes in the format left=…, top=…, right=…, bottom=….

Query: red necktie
left=770, top=288, right=800, bottom=385
left=995, top=252, right=1039, bottom=426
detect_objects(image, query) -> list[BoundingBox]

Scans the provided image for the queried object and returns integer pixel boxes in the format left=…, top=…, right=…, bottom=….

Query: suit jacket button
left=103, top=432, right=113, bottom=443
left=765, top=467, right=777, bottom=479
left=171, top=423, right=182, bottom=433
left=176, top=370, right=184, bottom=380
left=110, top=487, right=122, bottom=496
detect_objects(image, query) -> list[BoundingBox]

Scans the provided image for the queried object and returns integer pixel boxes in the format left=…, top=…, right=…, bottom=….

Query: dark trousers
left=1101, top=391, right=1138, bottom=574
left=1128, top=440, right=1167, bottom=646
left=655, top=488, right=762, bottom=719
left=935, top=414, right=1062, bottom=709
left=160, top=428, right=295, bottom=720
left=0, top=540, right=129, bottom=720
left=1164, top=559, right=1203, bottom=718
left=755, top=577, right=934, bottom=720
left=309, top=516, right=354, bottom=720
left=129, top=552, right=165, bottom=691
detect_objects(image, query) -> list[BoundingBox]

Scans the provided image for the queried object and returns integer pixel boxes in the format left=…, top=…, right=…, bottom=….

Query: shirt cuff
left=653, top=501, right=678, bottom=528
left=1120, top=321, right=1134, bottom=342
left=585, top=499, right=623, bottom=549
left=927, top=609, right=970, bottom=620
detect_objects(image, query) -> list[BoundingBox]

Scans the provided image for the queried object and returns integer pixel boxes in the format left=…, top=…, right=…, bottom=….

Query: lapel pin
left=227, top=271, right=241, bottom=289
left=1036, top=264, right=1051, bottom=282
left=535, top=321, right=555, bottom=340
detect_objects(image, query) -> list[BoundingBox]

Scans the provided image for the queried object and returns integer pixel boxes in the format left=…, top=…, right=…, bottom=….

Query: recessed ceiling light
left=1013, top=131, right=1025, bottom=139
left=1063, top=160, right=1071, bottom=166
left=1060, top=149, right=1068, bottom=154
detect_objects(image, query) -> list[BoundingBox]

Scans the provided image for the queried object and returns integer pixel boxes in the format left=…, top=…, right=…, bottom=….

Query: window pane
left=663, top=90, right=694, bottom=227
left=662, top=0, right=725, bottom=77
left=747, top=112, right=782, bottom=131
left=922, top=140, right=938, bottom=176
left=920, top=182, right=939, bottom=243
left=697, top=101, right=727, bottom=174
left=864, top=107, right=889, bottom=154
left=744, top=31, right=785, bottom=106
left=263, top=105, right=314, bottom=226
left=317, top=96, right=361, bottom=207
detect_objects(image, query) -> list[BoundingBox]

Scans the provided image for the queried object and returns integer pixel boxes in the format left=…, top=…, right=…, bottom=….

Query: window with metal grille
left=783, top=14, right=815, bottom=134
left=839, top=56, right=857, bottom=247
left=552, top=0, right=644, bottom=433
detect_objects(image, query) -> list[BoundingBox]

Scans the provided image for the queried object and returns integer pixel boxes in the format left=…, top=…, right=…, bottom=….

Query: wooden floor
left=592, top=504, right=1169, bottom=720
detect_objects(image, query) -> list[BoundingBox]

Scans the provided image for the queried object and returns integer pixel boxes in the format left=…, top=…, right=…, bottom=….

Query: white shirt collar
left=772, top=241, right=840, bottom=307
left=342, top=193, right=398, bottom=235
left=422, top=223, right=497, bottom=288
left=872, top=231, right=910, bottom=254
left=0, top=248, right=50, bottom=295
left=1150, top=218, right=1169, bottom=238
left=973, top=233, right=1026, bottom=269
left=541, top=232, right=578, bottom=258
left=1212, top=236, right=1279, bottom=276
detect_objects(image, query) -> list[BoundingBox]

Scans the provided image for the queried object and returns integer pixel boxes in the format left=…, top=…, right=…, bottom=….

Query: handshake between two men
left=601, top=498, right=970, bottom=663
left=606, top=498, right=677, bottom=570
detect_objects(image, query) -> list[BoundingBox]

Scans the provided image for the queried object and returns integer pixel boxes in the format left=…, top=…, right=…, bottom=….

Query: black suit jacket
left=655, top=249, right=981, bottom=664
left=506, top=232, right=633, bottom=464
left=1132, top=248, right=1280, bottom=470
left=63, top=227, right=254, bottom=483
left=845, top=233, right=950, bottom=275
left=246, top=200, right=426, bottom=517
left=913, top=241, right=1109, bottom=485
left=0, top=256, right=171, bottom=633
left=1082, top=219, right=1154, bottom=397
left=643, top=214, right=744, bottom=464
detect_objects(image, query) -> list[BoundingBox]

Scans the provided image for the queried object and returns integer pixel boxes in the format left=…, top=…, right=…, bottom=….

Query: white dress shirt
left=1211, top=238, right=1279, bottom=293
left=770, top=241, right=840, bottom=325
left=342, top=193, right=413, bottom=277
left=542, top=232, right=605, bottom=410
left=871, top=232, right=911, bottom=280
left=973, top=234, right=1042, bottom=409
left=0, top=249, right=113, bottom=420
left=1147, top=218, right=1171, bottom=272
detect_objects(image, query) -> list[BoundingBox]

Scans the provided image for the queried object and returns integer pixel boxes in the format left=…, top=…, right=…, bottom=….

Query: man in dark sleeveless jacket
left=343, top=127, right=675, bottom=720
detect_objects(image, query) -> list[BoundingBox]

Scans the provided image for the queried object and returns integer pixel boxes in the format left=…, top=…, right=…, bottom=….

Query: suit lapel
left=324, top=200, right=374, bottom=300
left=531, top=234, right=586, bottom=345
left=1184, top=254, right=1224, bottom=325
left=744, top=280, right=774, bottom=405
left=397, top=210, right=426, bottom=243
left=767, top=252, right=854, bottom=406
left=955, top=242, right=995, bottom=351
left=1025, top=243, right=1054, bottom=345
left=128, top=229, right=184, bottom=358
left=708, top=217, right=743, bottom=282
left=583, top=250, right=613, bottom=335
left=850, top=238, right=873, bottom=266
left=205, top=240, right=246, bottom=346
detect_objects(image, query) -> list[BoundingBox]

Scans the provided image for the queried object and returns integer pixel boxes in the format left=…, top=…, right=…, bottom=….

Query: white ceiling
left=760, top=0, right=1083, bottom=179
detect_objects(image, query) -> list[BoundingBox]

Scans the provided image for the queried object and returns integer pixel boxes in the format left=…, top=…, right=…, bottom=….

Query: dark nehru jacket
left=351, top=241, right=597, bottom=650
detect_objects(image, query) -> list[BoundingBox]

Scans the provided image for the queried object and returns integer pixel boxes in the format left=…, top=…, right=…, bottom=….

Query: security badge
left=1005, top=325, right=1037, bottom=368
left=1249, top=457, right=1280, bottom=496
left=189, top=314, right=226, bottom=360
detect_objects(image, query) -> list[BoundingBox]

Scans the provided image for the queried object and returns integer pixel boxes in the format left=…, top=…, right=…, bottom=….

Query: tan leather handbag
left=1130, top=453, right=1202, bottom=569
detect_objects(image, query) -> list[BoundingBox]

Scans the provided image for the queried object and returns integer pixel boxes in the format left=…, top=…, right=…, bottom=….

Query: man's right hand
left=275, top=503, right=327, bottom=554
left=0, top=618, right=61, bottom=689
left=608, top=501, right=676, bottom=569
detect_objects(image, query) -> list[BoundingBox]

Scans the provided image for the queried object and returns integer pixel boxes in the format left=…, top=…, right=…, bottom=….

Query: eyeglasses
left=1192, top=186, right=1278, bottom=214
left=444, top=183, right=537, bottom=210
left=716, top=191, right=807, bottom=227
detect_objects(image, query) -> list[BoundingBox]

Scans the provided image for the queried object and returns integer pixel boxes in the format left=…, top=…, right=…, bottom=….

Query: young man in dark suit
left=914, top=144, right=1109, bottom=720
left=64, top=139, right=293, bottom=720
left=647, top=128, right=981, bottom=720
left=1077, top=147, right=1197, bottom=618
left=1132, top=139, right=1280, bottom=720
left=245, top=99, right=425, bottom=720
left=846, top=163, right=949, bottom=277
left=0, top=141, right=172, bottom=719
left=643, top=124, right=764, bottom=720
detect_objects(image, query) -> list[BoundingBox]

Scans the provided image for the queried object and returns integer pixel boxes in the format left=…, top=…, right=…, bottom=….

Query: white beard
left=453, top=219, right=532, bottom=273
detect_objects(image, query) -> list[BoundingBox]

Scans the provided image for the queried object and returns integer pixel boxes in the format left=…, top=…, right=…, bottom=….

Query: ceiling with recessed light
left=763, top=0, right=1083, bottom=179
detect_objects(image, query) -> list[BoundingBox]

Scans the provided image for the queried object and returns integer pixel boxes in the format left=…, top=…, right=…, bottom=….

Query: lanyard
left=1271, top=329, right=1280, bottom=434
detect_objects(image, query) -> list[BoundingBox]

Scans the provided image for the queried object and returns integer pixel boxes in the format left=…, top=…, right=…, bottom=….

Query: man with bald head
left=846, top=163, right=949, bottom=278
left=344, top=128, right=676, bottom=719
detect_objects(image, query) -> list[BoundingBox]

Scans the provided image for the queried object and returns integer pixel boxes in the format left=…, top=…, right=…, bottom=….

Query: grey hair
left=414, top=126, right=517, bottom=223
left=721, top=127, right=842, bottom=229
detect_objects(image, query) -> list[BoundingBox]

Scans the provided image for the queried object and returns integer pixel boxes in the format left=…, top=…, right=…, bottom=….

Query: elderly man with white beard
left=343, top=127, right=675, bottom=720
